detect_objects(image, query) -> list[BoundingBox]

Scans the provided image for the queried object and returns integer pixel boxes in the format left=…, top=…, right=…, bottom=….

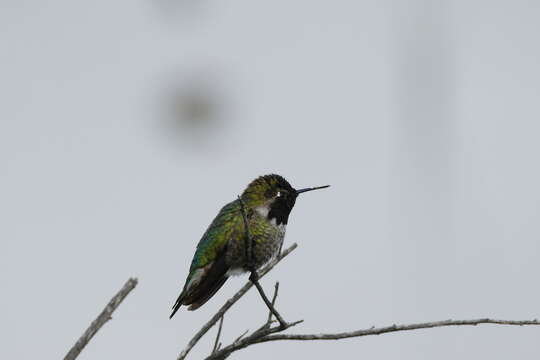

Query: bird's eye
left=276, top=191, right=281, bottom=197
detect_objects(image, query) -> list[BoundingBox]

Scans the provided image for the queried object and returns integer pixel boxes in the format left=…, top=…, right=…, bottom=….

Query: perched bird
left=170, top=174, right=329, bottom=318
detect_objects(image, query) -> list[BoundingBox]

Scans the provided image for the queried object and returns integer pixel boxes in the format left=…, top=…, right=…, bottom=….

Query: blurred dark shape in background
left=169, top=79, right=219, bottom=128
left=152, top=0, right=207, bottom=23
left=159, top=69, right=230, bottom=149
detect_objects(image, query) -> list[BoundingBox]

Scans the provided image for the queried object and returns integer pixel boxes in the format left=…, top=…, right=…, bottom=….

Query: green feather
left=185, top=200, right=242, bottom=283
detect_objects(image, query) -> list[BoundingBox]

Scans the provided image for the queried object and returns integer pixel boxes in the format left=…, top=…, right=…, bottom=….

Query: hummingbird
left=170, top=174, right=329, bottom=318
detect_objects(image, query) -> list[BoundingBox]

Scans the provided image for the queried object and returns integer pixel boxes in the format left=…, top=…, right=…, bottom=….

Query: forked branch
left=176, top=243, right=298, bottom=360
left=205, top=317, right=540, bottom=359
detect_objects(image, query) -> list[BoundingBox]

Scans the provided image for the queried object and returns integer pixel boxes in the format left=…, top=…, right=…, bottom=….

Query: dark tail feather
left=187, top=275, right=228, bottom=311
left=169, top=254, right=230, bottom=319
left=170, top=292, right=185, bottom=319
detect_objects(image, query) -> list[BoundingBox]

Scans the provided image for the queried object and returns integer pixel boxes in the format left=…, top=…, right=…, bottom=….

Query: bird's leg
left=247, top=254, right=257, bottom=278
left=249, top=270, right=259, bottom=282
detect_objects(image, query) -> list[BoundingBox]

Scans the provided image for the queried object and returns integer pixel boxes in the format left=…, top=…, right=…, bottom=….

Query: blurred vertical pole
left=389, top=0, right=456, bottom=316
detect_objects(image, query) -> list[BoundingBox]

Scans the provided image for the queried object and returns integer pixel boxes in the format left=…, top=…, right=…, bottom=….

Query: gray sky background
left=2, top=1, right=540, bottom=359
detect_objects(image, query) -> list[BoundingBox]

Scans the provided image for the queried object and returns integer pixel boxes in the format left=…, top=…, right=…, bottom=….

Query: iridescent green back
left=185, top=200, right=242, bottom=283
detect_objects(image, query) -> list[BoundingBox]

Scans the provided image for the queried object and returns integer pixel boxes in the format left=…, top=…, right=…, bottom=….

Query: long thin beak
left=296, top=185, right=330, bottom=195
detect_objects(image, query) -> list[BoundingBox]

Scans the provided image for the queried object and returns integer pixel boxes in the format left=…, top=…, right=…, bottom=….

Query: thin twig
left=176, top=243, right=298, bottom=360
left=237, top=196, right=288, bottom=328
left=233, top=329, right=250, bottom=344
left=267, top=282, right=280, bottom=324
left=64, top=278, right=138, bottom=360
left=258, top=318, right=540, bottom=342
left=212, top=316, right=225, bottom=354
left=205, top=320, right=304, bottom=360
left=249, top=277, right=287, bottom=328
left=205, top=318, right=540, bottom=359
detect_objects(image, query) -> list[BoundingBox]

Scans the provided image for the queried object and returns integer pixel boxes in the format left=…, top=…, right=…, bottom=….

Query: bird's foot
left=249, top=269, right=259, bottom=282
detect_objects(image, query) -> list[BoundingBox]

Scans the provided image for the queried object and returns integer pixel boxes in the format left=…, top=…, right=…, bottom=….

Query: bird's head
left=241, top=174, right=329, bottom=225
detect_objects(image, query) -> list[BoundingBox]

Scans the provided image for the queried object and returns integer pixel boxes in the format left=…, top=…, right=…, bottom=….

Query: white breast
left=226, top=268, right=247, bottom=277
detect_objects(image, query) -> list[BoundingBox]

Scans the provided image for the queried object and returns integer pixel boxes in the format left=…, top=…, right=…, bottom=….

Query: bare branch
left=212, top=316, right=224, bottom=354
left=64, top=277, right=138, bottom=360
left=205, top=320, right=304, bottom=360
left=176, top=243, right=298, bottom=360
left=249, top=275, right=287, bottom=328
left=267, top=282, right=279, bottom=324
left=250, top=283, right=282, bottom=337
left=232, top=329, right=250, bottom=344
left=258, top=318, right=540, bottom=342
left=205, top=318, right=540, bottom=359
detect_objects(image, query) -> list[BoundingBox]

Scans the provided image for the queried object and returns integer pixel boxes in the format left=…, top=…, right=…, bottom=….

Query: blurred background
left=2, top=1, right=540, bottom=359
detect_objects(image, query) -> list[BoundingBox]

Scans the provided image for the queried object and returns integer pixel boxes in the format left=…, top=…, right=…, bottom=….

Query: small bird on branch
left=170, top=174, right=329, bottom=318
